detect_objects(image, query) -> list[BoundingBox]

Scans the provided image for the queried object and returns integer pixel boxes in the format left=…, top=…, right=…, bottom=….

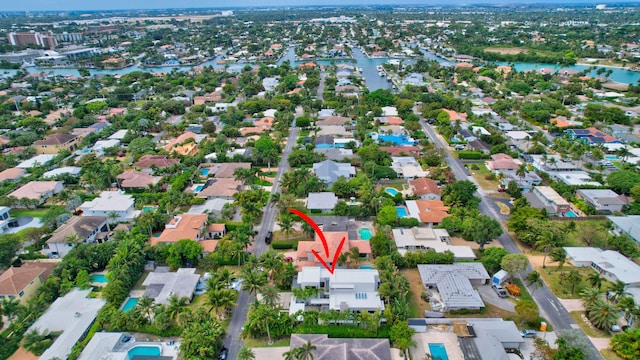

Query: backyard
left=548, top=219, right=611, bottom=247
left=466, top=162, right=500, bottom=191
left=537, top=266, right=612, bottom=299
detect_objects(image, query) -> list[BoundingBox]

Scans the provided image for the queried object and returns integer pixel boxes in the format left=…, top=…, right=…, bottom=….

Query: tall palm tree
left=295, top=340, right=317, bottom=360
left=237, top=347, right=256, bottom=360
left=588, top=300, right=619, bottom=330
left=348, top=246, right=362, bottom=268
left=260, top=285, right=281, bottom=309
left=550, top=247, right=567, bottom=272
left=166, top=294, right=189, bottom=322
left=615, top=147, right=631, bottom=163
left=525, top=271, right=544, bottom=294
left=261, top=250, right=284, bottom=284
left=533, top=232, right=555, bottom=269
left=242, top=269, right=267, bottom=297
left=515, top=163, right=528, bottom=181
left=278, top=215, right=294, bottom=240
left=609, top=280, right=629, bottom=303
left=580, top=288, right=602, bottom=311
left=587, top=273, right=603, bottom=290
left=135, top=296, right=156, bottom=322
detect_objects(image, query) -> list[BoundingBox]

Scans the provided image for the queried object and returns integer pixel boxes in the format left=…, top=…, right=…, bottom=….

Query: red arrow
left=289, top=209, right=345, bottom=274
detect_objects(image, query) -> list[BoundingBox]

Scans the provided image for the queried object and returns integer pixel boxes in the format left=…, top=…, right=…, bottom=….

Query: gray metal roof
left=289, top=334, right=391, bottom=360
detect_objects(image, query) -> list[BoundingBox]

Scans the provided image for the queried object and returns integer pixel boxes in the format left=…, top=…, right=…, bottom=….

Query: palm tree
left=242, top=269, right=267, bottom=297
left=525, top=271, right=544, bottom=294
left=587, top=273, right=603, bottom=290
left=278, top=215, right=294, bottom=240
left=237, top=347, right=256, bottom=360
left=533, top=232, right=555, bottom=269
left=550, top=247, right=567, bottom=272
left=1, top=298, right=21, bottom=323
left=515, top=163, right=528, bottom=181
left=234, top=167, right=255, bottom=190
left=588, top=300, right=619, bottom=330
left=580, top=288, right=602, bottom=310
left=348, top=246, right=362, bottom=268
left=135, top=296, right=156, bottom=322
left=609, top=280, right=629, bottom=303
left=166, top=294, right=189, bottom=322
left=615, top=146, right=632, bottom=163
left=260, top=285, right=281, bottom=309
left=616, top=296, right=636, bottom=325
left=295, top=340, right=317, bottom=360
left=547, top=156, right=558, bottom=171
left=566, top=269, right=582, bottom=295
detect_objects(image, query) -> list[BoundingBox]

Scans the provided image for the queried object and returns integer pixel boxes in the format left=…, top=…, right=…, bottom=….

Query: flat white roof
left=80, top=191, right=135, bottom=212
left=29, top=289, right=105, bottom=360
left=550, top=172, right=602, bottom=186
left=43, top=166, right=82, bottom=178
left=17, top=154, right=56, bottom=169
left=534, top=186, right=570, bottom=206
left=108, top=129, right=129, bottom=140
left=564, top=247, right=640, bottom=285
left=392, top=228, right=475, bottom=259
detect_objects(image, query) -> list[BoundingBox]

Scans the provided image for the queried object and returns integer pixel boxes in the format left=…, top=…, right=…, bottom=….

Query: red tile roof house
left=8, top=181, right=64, bottom=206
left=150, top=214, right=209, bottom=246
left=0, top=262, right=55, bottom=304
left=294, top=231, right=371, bottom=270
left=117, top=169, right=158, bottom=189
left=0, top=167, right=27, bottom=183
left=134, top=155, right=180, bottom=169
left=409, top=178, right=442, bottom=200
left=485, top=153, right=523, bottom=172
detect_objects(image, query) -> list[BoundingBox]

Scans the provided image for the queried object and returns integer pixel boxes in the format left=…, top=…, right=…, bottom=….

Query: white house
left=307, top=192, right=339, bottom=213
left=290, top=267, right=385, bottom=314
left=392, top=228, right=475, bottom=260
left=43, top=216, right=109, bottom=258
left=564, top=247, right=640, bottom=286
left=391, top=157, right=428, bottom=180
left=79, top=191, right=139, bottom=222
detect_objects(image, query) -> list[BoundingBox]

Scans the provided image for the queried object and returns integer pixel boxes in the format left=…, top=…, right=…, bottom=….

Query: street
left=419, top=119, right=602, bottom=359
left=223, top=114, right=300, bottom=359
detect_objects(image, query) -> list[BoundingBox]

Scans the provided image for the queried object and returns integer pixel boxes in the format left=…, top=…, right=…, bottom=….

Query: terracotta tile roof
left=0, top=265, right=46, bottom=296
left=207, top=223, right=226, bottom=232
left=151, top=214, right=208, bottom=245
left=197, top=178, right=241, bottom=198
left=117, top=169, right=157, bottom=188
left=0, top=167, right=26, bottom=182
left=134, top=155, right=180, bottom=168
left=164, top=131, right=198, bottom=151
left=442, top=109, right=467, bottom=122
left=348, top=240, right=372, bottom=255
left=199, top=240, right=219, bottom=253
left=297, top=231, right=350, bottom=260
left=9, top=181, right=62, bottom=200
left=409, top=178, right=441, bottom=196
left=414, top=200, right=450, bottom=224
left=455, top=62, right=473, bottom=68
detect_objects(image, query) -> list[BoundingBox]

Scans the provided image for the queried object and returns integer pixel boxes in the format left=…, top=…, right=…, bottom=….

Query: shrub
left=271, top=241, right=298, bottom=250
left=458, top=151, right=487, bottom=159
left=506, top=283, right=521, bottom=297
left=470, top=164, right=480, bottom=170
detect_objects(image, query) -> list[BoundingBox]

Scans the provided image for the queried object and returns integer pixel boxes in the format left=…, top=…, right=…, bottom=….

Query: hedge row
left=458, top=151, right=489, bottom=159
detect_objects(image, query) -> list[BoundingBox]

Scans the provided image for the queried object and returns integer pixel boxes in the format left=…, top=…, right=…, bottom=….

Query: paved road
left=224, top=116, right=300, bottom=359
left=317, top=70, right=326, bottom=100
left=419, top=119, right=602, bottom=359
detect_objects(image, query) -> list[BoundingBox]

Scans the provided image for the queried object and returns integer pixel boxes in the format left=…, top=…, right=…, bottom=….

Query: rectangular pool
left=128, top=345, right=161, bottom=359
left=565, top=210, right=577, bottom=218
left=91, top=274, right=108, bottom=283
left=201, top=168, right=210, bottom=176
left=122, top=297, right=139, bottom=312
left=396, top=207, right=408, bottom=218
left=428, top=343, right=450, bottom=360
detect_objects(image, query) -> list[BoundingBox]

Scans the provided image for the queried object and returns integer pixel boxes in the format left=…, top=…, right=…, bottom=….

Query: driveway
left=477, top=284, right=516, bottom=312
left=252, top=347, right=289, bottom=359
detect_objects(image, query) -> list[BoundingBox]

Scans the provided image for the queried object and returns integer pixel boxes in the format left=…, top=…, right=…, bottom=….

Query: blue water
left=315, top=144, right=332, bottom=149
left=497, top=61, right=640, bottom=85
left=128, top=345, right=161, bottom=359
left=194, top=185, right=204, bottom=192
left=142, top=206, right=155, bottom=213
left=377, top=135, right=416, bottom=145
left=122, top=297, right=140, bottom=312
left=604, top=155, right=618, bottom=161
left=428, top=343, right=450, bottom=360
left=359, top=228, right=372, bottom=240
left=201, top=168, right=210, bottom=176
left=360, top=265, right=374, bottom=269
left=91, top=274, right=108, bottom=283
left=396, top=207, right=408, bottom=218
left=385, top=187, right=399, bottom=196
left=565, top=210, right=577, bottom=218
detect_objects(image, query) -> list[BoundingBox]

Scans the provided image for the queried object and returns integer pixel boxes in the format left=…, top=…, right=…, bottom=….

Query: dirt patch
left=484, top=47, right=529, bottom=55
left=401, top=268, right=431, bottom=317
left=8, top=347, right=38, bottom=360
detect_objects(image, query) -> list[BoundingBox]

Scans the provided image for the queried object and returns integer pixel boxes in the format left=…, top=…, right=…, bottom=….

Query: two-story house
left=79, top=191, right=140, bottom=222
left=43, top=216, right=109, bottom=258
left=524, top=186, right=571, bottom=216
left=576, top=189, right=628, bottom=214
left=290, top=267, right=385, bottom=314
left=32, top=133, right=80, bottom=154
left=151, top=214, right=208, bottom=246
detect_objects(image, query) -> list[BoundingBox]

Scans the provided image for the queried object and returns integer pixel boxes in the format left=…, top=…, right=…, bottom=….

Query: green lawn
left=601, top=349, right=625, bottom=360
left=569, top=311, right=611, bottom=338
left=549, top=219, right=610, bottom=247
left=9, top=208, right=49, bottom=218
left=510, top=278, right=534, bottom=303
left=298, top=130, right=311, bottom=137
left=133, top=270, right=151, bottom=291
left=467, top=163, right=500, bottom=191
left=537, top=266, right=612, bottom=299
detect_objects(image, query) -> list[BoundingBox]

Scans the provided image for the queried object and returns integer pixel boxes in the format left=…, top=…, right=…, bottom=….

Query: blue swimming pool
left=193, top=185, right=204, bottom=192
left=201, top=168, right=210, bottom=176
left=359, top=228, right=372, bottom=240
left=377, top=135, right=416, bottom=145
left=142, top=206, right=155, bottom=212
left=604, top=155, right=619, bottom=161
left=396, top=207, right=408, bottom=218
left=127, top=345, right=161, bottom=359
left=428, top=343, right=450, bottom=360
left=385, top=187, right=399, bottom=196
left=565, top=210, right=577, bottom=218
left=122, top=297, right=139, bottom=312
left=315, top=144, right=333, bottom=149
left=91, top=274, right=108, bottom=283
left=360, top=265, right=373, bottom=269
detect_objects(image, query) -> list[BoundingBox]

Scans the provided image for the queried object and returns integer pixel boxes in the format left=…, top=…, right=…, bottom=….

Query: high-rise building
left=7, top=31, right=58, bottom=49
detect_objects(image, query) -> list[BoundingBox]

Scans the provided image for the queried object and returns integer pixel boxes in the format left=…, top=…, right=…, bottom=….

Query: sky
left=4, top=0, right=637, bottom=12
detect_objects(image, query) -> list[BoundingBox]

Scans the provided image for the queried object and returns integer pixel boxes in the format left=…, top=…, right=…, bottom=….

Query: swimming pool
left=385, top=187, right=399, bottom=196
left=360, top=265, right=373, bottom=269
left=604, top=155, right=619, bottom=161
left=359, top=228, right=372, bottom=240
left=127, top=345, right=161, bottom=359
left=428, top=343, right=450, bottom=360
left=122, top=297, right=139, bottom=312
left=192, top=184, right=204, bottom=192
left=142, top=206, right=156, bottom=213
left=396, top=207, right=408, bottom=218
left=565, top=210, right=577, bottom=218
left=377, top=135, right=416, bottom=145
left=201, top=168, right=210, bottom=176
left=91, top=274, right=108, bottom=283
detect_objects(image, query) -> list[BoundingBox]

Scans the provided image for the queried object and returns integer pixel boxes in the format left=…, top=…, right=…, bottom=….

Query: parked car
left=520, top=330, right=537, bottom=338
left=265, top=231, right=273, bottom=244
left=611, top=324, right=622, bottom=332
left=492, top=283, right=508, bottom=298
left=219, top=346, right=228, bottom=360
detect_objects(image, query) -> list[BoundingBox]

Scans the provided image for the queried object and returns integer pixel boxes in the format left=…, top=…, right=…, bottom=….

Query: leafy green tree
left=607, top=170, right=640, bottom=194
left=515, top=300, right=539, bottom=325
left=165, top=239, right=203, bottom=269
left=128, top=137, right=156, bottom=157
left=180, top=317, right=224, bottom=359
left=441, top=180, right=480, bottom=208
left=23, top=330, right=53, bottom=355
left=377, top=205, right=398, bottom=226
left=461, top=214, right=502, bottom=251
left=553, top=338, right=586, bottom=360
left=480, top=247, right=508, bottom=275
left=611, top=328, right=640, bottom=360
left=0, top=234, right=20, bottom=268
left=500, top=254, right=529, bottom=281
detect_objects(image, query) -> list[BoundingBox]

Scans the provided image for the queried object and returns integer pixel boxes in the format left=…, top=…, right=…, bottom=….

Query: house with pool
left=392, top=228, right=475, bottom=260
left=403, top=200, right=451, bottom=227
left=79, top=332, right=178, bottom=360
left=295, top=231, right=371, bottom=269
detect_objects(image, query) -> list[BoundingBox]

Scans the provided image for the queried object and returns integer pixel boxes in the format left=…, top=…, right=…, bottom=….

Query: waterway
left=2, top=45, right=639, bottom=88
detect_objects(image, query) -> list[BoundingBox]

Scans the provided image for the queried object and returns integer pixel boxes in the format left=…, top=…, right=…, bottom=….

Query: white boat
left=376, top=65, right=383, bottom=71
left=379, top=71, right=385, bottom=77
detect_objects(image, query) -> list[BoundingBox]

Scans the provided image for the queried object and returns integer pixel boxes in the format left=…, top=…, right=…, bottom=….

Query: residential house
left=417, top=263, right=490, bottom=311
left=391, top=157, right=428, bottom=180
left=316, top=116, right=352, bottom=127
left=607, top=215, right=640, bottom=244
left=486, top=153, right=522, bottom=172
left=501, top=170, right=542, bottom=193
left=117, top=169, right=158, bottom=189
left=381, top=106, right=398, bottom=116
left=163, top=131, right=205, bottom=152
left=0, top=168, right=26, bottom=183
left=262, top=77, right=279, bottom=91
left=458, top=129, right=476, bottom=142
left=466, top=140, right=492, bottom=154
left=142, top=267, right=200, bottom=304
left=566, top=127, right=621, bottom=145
left=16, top=154, right=56, bottom=169
left=442, top=109, right=467, bottom=122
left=187, top=198, right=234, bottom=216
left=9, top=181, right=64, bottom=205
left=314, top=148, right=355, bottom=161
left=28, top=289, right=105, bottom=360
left=79, top=332, right=179, bottom=360
left=307, top=192, right=339, bottom=213
left=312, top=160, right=356, bottom=185
left=134, top=154, right=179, bottom=169
left=409, top=178, right=441, bottom=200
left=44, top=216, right=109, bottom=258
left=33, top=133, right=80, bottom=154
left=317, top=125, right=352, bottom=138
left=108, top=129, right=129, bottom=141
left=379, top=146, right=421, bottom=158
left=405, top=200, right=450, bottom=227
left=315, top=135, right=335, bottom=148
left=0, top=206, right=11, bottom=234
left=197, top=178, right=241, bottom=200
left=0, top=262, right=54, bottom=304
left=296, top=231, right=371, bottom=269
left=210, top=162, right=251, bottom=178
left=42, top=166, right=82, bottom=179
left=287, top=334, right=391, bottom=360
left=392, top=228, right=474, bottom=260
left=79, top=191, right=139, bottom=222
left=463, top=319, right=526, bottom=360
left=564, top=247, right=640, bottom=286
left=290, top=267, right=385, bottom=314
left=72, top=121, right=110, bottom=137
left=151, top=214, right=208, bottom=246
left=576, top=189, right=628, bottom=214
left=205, top=223, right=226, bottom=238
left=523, top=186, right=571, bottom=216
